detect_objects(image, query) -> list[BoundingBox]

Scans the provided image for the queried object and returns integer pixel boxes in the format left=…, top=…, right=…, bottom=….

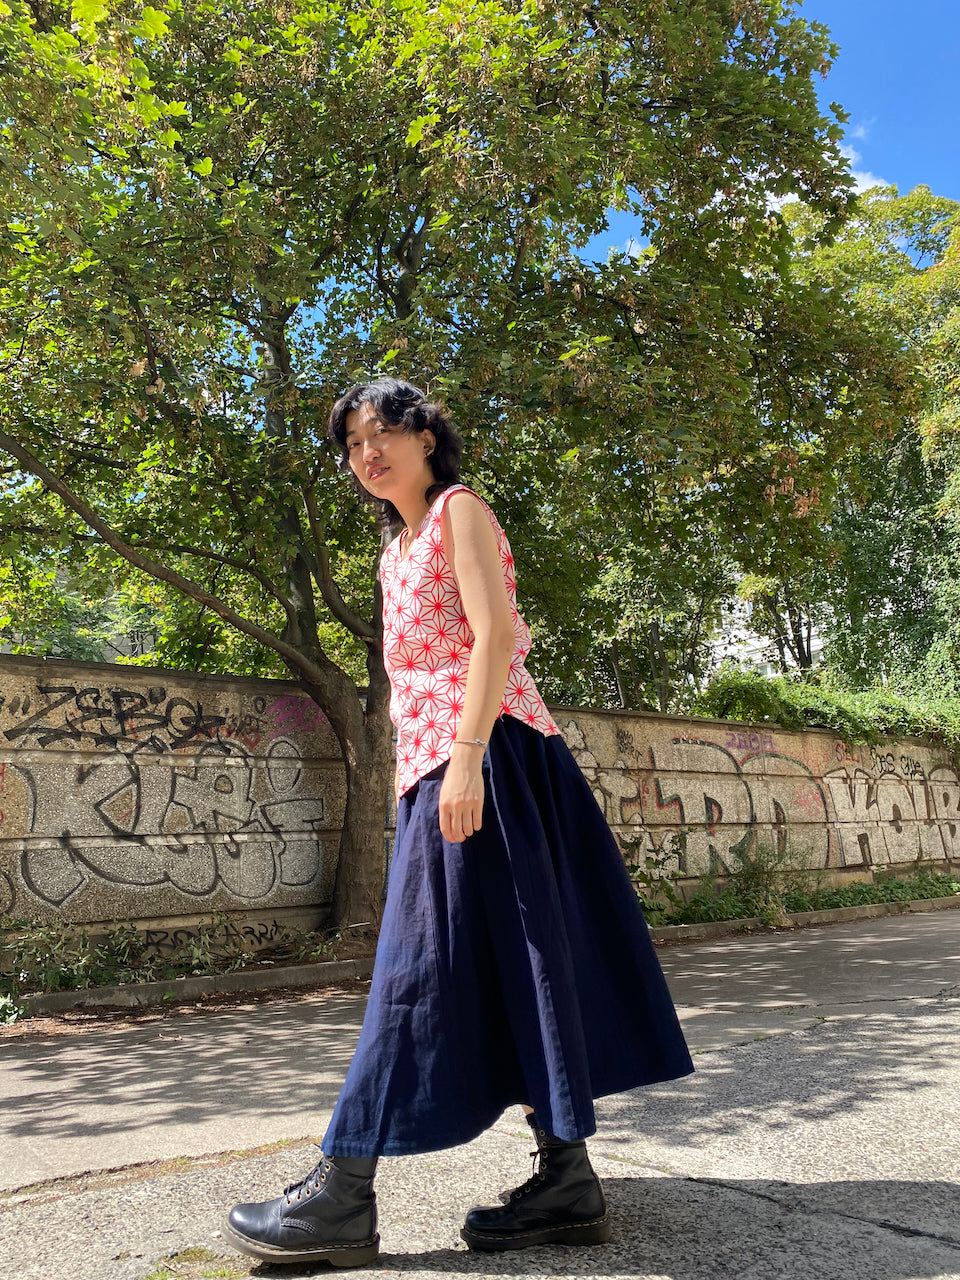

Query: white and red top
left=380, top=484, right=559, bottom=796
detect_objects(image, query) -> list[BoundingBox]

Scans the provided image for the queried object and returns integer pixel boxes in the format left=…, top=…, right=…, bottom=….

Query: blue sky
left=807, top=0, right=959, bottom=201
left=588, top=0, right=959, bottom=258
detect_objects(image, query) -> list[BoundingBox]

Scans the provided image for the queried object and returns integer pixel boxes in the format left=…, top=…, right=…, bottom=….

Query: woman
left=225, top=379, right=693, bottom=1268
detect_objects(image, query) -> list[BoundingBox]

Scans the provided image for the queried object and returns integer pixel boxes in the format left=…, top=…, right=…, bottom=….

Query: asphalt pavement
left=1, top=911, right=958, bottom=1280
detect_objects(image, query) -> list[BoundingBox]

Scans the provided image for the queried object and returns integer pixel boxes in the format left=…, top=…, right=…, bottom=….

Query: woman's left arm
left=438, top=492, right=516, bottom=844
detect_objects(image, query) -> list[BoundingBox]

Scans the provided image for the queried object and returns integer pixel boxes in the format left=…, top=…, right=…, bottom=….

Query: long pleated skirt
left=322, top=715, right=693, bottom=1157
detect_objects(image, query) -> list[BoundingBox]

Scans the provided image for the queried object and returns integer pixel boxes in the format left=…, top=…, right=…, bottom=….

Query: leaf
left=71, top=0, right=108, bottom=26
left=192, top=157, right=213, bottom=177
left=137, top=5, right=170, bottom=38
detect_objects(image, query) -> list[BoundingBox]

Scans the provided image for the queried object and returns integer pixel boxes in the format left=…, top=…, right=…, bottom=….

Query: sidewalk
left=1, top=912, right=958, bottom=1280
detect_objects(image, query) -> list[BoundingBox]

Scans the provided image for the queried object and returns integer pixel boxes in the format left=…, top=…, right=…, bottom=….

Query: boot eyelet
left=321, top=1172, right=327, bottom=1181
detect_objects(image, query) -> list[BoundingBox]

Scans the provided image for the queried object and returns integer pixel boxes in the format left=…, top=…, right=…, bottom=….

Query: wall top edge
left=0, top=657, right=947, bottom=756
left=0, top=653, right=308, bottom=695
left=544, top=701, right=951, bottom=754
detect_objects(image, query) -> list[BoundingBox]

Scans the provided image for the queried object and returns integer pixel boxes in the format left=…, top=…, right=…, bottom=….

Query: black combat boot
left=461, top=1114, right=611, bottom=1251
left=225, top=1152, right=379, bottom=1267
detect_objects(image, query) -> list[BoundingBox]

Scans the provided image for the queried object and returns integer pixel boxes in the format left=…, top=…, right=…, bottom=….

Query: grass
left=141, top=1253, right=249, bottom=1280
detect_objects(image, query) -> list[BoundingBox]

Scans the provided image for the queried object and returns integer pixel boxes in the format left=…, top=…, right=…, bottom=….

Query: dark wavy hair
left=327, top=378, right=463, bottom=528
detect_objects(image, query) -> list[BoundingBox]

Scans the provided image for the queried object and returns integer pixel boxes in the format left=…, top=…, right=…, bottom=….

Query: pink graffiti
left=267, top=694, right=329, bottom=738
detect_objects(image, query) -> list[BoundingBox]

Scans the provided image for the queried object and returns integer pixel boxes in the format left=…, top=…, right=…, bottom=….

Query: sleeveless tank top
left=379, top=484, right=559, bottom=796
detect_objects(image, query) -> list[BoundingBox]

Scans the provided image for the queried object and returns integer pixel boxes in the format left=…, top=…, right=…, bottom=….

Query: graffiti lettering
left=144, top=917, right=286, bottom=955
left=5, top=735, right=328, bottom=914
left=871, top=750, right=898, bottom=778
left=268, top=694, right=329, bottom=737
left=724, top=730, right=775, bottom=753
left=566, top=722, right=960, bottom=878
left=2, top=683, right=231, bottom=752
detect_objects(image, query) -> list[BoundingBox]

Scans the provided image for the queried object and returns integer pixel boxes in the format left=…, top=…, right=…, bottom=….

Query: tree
left=756, top=187, right=960, bottom=690
left=0, top=0, right=867, bottom=922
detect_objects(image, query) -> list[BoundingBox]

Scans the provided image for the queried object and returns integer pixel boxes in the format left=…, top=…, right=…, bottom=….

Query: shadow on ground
left=227, top=1177, right=960, bottom=1280
left=6, top=992, right=957, bottom=1152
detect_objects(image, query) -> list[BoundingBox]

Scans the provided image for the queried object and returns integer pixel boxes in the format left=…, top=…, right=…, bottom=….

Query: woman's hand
left=439, top=745, right=485, bottom=843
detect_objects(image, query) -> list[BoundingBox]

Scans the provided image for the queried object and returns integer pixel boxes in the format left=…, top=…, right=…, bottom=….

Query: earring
left=425, top=448, right=434, bottom=457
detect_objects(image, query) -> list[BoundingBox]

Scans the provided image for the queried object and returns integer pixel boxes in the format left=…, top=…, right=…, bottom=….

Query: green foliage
left=693, top=665, right=960, bottom=757
left=642, top=869, right=960, bottom=926
left=763, top=187, right=960, bottom=696
left=0, top=556, right=158, bottom=661
left=0, top=914, right=352, bottom=998
left=0, top=0, right=917, bottom=913
left=0, top=0, right=875, bottom=698
left=0, top=991, right=24, bottom=1023
left=0, top=915, right=249, bottom=997
left=622, top=831, right=688, bottom=926
left=784, top=871, right=960, bottom=914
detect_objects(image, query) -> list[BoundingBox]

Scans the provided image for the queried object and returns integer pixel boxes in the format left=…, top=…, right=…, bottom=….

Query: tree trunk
left=648, top=620, right=671, bottom=713
left=320, top=568, right=394, bottom=933
left=334, top=720, right=395, bottom=931
left=610, top=639, right=629, bottom=709
left=316, top=679, right=394, bottom=932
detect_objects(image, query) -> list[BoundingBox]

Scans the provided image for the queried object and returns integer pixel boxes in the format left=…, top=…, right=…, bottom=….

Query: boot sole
left=223, top=1219, right=380, bottom=1267
left=460, top=1214, right=612, bottom=1251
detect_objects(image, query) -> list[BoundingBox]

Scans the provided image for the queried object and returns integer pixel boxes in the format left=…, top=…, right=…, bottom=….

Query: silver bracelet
left=453, top=737, right=487, bottom=749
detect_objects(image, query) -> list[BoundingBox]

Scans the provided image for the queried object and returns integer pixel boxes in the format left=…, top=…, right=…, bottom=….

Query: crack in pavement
left=685, top=1175, right=960, bottom=1252
left=0, top=1138, right=321, bottom=1210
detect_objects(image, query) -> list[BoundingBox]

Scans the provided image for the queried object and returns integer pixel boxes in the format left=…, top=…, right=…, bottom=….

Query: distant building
left=709, top=597, right=824, bottom=677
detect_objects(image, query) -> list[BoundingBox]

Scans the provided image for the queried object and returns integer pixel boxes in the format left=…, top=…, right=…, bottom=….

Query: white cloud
left=848, top=118, right=875, bottom=143
left=840, top=142, right=890, bottom=194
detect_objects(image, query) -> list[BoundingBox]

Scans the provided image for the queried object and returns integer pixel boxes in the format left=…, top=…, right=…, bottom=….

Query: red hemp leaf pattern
left=381, top=486, right=558, bottom=796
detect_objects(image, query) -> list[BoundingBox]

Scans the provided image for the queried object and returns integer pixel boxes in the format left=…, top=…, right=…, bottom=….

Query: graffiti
left=871, top=749, right=898, bottom=778
left=144, top=917, right=286, bottom=955
left=2, top=662, right=958, bottom=933
left=0, top=670, right=339, bottom=920
left=268, top=694, right=329, bottom=737
left=725, top=730, right=775, bottom=753
left=900, top=756, right=926, bottom=780
left=1, top=684, right=233, bottom=752
left=562, top=717, right=960, bottom=878
left=0, top=683, right=334, bottom=758
left=2, top=735, right=328, bottom=912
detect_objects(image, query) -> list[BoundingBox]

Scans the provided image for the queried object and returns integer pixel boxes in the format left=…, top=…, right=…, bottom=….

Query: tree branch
left=301, top=484, right=376, bottom=641
left=0, top=427, right=332, bottom=685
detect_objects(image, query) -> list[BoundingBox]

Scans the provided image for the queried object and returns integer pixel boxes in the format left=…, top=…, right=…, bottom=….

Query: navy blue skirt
left=322, top=716, right=693, bottom=1157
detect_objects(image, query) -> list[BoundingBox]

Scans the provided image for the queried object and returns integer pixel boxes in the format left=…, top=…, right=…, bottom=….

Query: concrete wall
left=0, top=656, right=346, bottom=943
left=558, top=707, right=960, bottom=881
left=0, top=656, right=957, bottom=941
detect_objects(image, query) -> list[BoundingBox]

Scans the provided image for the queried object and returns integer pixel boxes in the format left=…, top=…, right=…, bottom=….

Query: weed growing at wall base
left=639, top=870, right=960, bottom=926
left=0, top=915, right=348, bottom=1000
left=0, top=991, right=24, bottom=1024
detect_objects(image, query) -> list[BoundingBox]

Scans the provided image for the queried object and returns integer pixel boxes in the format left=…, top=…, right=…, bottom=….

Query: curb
left=14, top=896, right=960, bottom=1015
left=647, top=894, right=960, bottom=944
left=19, top=955, right=376, bottom=1016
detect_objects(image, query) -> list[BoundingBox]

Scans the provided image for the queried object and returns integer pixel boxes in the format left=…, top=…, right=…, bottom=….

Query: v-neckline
left=399, top=503, right=436, bottom=562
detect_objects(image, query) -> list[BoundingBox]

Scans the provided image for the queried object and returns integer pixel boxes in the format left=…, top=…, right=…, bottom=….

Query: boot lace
left=509, top=1147, right=550, bottom=1201
left=283, top=1152, right=331, bottom=1204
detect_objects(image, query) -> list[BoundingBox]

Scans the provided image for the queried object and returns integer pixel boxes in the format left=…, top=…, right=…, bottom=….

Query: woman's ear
left=422, top=429, right=437, bottom=458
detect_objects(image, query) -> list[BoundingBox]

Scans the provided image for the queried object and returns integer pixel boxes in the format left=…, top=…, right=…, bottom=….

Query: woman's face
left=344, top=402, right=435, bottom=504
